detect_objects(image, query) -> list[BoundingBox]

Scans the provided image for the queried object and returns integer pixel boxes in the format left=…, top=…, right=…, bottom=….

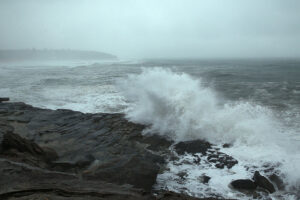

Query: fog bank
left=0, top=0, right=299, bottom=59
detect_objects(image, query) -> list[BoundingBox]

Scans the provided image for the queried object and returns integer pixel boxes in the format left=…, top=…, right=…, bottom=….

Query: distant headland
left=0, top=49, right=117, bottom=61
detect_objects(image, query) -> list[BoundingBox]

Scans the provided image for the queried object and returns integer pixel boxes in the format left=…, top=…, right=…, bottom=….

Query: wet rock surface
left=0, top=102, right=217, bottom=200
left=0, top=97, right=9, bottom=102
left=155, top=191, right=224, bottom=200
left=206, top=151, right=238, bottom=169
left=0, top=102, right=169, bottom=189
left=253, top=171, right=276, bottom=193
left=175, top=140, right=211, bottom=155
left=268, top=173, right=285, bottom=190
left=230, top=179, right=257, bottom=190
left=174, top=140, right=238, bottom=169
left=0, top=102, right=278, bottom=199
left=0, top=158, right=152, bottom=200
left=230, top=171, right=277, bottom=197
left=163, top=140, right=283, bottom=199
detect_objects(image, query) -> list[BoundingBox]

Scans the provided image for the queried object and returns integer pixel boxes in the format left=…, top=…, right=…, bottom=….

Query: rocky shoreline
left=0, top=101, right=281, bottom=199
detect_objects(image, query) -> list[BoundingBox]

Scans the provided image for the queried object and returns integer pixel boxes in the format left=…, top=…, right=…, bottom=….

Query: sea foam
left=117, top=67, right=300, bottom=197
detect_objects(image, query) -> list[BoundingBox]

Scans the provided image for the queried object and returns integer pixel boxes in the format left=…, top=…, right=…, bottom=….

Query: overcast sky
left=0, top=0, right=299, bottom=59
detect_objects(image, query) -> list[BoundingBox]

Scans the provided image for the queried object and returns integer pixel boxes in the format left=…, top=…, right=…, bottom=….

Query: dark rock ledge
left=0, top=102, right=231, bottom=200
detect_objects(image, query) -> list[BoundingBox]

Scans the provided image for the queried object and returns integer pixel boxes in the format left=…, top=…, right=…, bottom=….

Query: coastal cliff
left=0, top=49, right=117, bottom=61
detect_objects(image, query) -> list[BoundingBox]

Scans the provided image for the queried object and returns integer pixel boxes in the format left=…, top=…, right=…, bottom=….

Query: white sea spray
left=118, top=67, right=300, bottom=198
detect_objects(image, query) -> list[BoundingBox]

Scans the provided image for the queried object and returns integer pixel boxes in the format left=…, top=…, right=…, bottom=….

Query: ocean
left=0, top=59, right=299, bottom=199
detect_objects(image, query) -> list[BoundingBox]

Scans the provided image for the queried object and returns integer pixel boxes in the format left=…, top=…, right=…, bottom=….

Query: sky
left=0, top=0, right=299, bottom=59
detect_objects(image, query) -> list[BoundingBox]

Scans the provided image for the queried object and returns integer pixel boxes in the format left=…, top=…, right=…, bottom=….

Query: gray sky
left=0, top=0, right=299, bottom=59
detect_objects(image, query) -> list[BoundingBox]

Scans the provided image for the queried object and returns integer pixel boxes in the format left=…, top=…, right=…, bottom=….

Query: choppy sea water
left=0, top=59, right=299, bottom=199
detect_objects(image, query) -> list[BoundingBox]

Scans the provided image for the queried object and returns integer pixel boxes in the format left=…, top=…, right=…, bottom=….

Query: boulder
left=222, top=143, right=232, bottom=148
left=230, top=179, right=257, bottom=190
left=207, top=152, right=238, bottom=169
left=253, top=171, right=276, bottom=193
left=199, top=175, right=211, bottom=184
left=174, top=140, right=211, bottom=155
left=269, top=173, right=285, bottom=190
left=156, top=191, right=211, bottom=200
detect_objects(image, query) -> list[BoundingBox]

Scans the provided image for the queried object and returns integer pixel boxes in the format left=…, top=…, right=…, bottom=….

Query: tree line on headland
left=0, top=49, right=117, bottom=61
